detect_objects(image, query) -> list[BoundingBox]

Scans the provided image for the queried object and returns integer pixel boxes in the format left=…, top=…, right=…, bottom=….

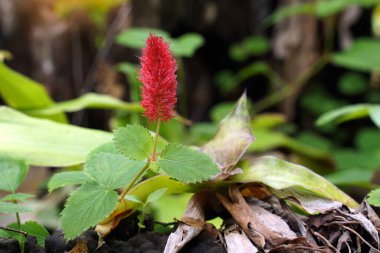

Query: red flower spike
left=139, top=34, right=177, bottom=122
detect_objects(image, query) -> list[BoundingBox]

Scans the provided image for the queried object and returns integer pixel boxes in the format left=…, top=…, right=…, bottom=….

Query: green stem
left=119, top=161, right=150, bottom=200
left=11, top=192, right=21, bottom=228
left=151, top=119, right=161, bottom=161
left=252, top=54, right=330, bottom=114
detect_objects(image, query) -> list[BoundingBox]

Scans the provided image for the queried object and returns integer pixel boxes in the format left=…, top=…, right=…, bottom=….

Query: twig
left=311, top=230, right=340, bottom=253
left=342, top=225, right=380, bottom=253
left=0, top=226, right=27, bottom=237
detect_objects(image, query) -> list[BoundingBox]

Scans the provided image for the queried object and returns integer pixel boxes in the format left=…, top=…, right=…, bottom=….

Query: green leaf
left=19, top=221, right=49, bottom=246
left=202, top=93, right=254, bottom=170
left=25, top=93, right=142, bottom=116
left=316, top=104, right=380, bottom=128
left=116, top=28, right=204, bottom=57
left=229, top=156, right=358, bottom=209
left=355, top=128, right=380, bottom=151
left=0, top=62, right=67, bottom=122
left=229, top=36, right=269, bottom=61
left=116, top=28, right=170, bottom=49
left=158, top=144, right=219, bottom=183
left=113, top=125, right=154, bottom=160
left=338, top=72, right=367, bottom=96
left=326, top=169, right=374, bottom=187
left=333, top=38, right=380, bottom=72
left=124, top=195, right=143, bottom=204
left=124, top=175, right=191, bottom=210
left=368, top=188, right=380, bottom=207
left=60, top=182, right=118, bottom=240
left=170, top=33, right=204, bottom=57
left=0, top=107, right=112, bottom=166
left=48, top=171, right=89, bottom=192
left=369, top=106, right=380, bottom=128
left=0, top=156, right=28, bottom=192
left=0, top=202, right=32, bottom=213
left=85, top=153, right=146, bottom=189
left=146, top=188, right=168, bottom=204
left=264, top=0, right=378, bottom=27
left=1, top=193, right=34, bottom=202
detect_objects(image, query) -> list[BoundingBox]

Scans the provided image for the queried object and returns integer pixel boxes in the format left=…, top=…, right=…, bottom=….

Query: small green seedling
left=0, top=156, right=49, bottom=250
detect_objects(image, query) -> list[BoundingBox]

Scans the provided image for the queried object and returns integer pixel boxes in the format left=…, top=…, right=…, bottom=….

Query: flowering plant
left=48, top=34, right=358, bottom=251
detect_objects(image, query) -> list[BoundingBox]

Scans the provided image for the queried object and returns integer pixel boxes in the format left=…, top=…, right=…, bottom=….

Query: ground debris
left=164, top=185, right=380, bottom=253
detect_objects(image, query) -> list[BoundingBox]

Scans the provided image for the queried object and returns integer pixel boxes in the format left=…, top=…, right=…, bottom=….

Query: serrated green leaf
left=124, top=195, right=143, bottom=204
left=368, top=188, right=380, bottom=207
left=85, top=152, right=146, bottom=189
left=0, top=107, right=112, bottom=166
left=146, top=188, right=168, bottom=204
left=0, top=156, right=28, bottom=192
left=229, top=156, right=358, bottom=210
left=158, top=144, right=219, bottom=183
left=114, top=125, right=154, bottom=160
left=333, top=38, right=380, bottom=72
left=60, top=182, right=118, bottom=240
left=20, top=221, right=49, bottom=246
left=48, top=171, right=89, bottom=192
left=0, top=202, right=32, bottom=213
left=0, top=62, right=67, bottom=123
left=202, top=93, right=254, bottom=170
left=25, top=93, right=141, bottom=116
left=1, top=193, right=34, bottom=202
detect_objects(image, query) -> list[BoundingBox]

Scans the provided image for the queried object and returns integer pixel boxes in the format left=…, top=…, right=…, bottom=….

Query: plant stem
left=252, top=53, right=330, bottom=114
left=11, top=195, right=21, bottom=228
left=119, top=161, right=150, bottom=200
left=0, top=226, right=27, bottom=237
left=151, top=118, right=161, bottom=161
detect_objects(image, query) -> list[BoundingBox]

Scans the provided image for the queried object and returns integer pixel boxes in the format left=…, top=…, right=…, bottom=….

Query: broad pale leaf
left=114, top=125, right=154, bottom=160
left=333, top=38, right=380, bottom=72
left=202, top=93, right=254, bottom=171
left=48, top=171, right=89, bottom=192
left=0, top=107, right=112, bottom=166
left=367, top=188, right=380, bottom=207
left=317, top=104, right=380, bottom=128
left=25, top=93, right=142, bottom=116
left=124, top=195, right=143, bottom=204
left=146, top=188, right=168, bottom=204
left=60, top=182, right=118, bottom=240
left=1, top=193, right=34, bottom=202
left=0, top=202, right=32, bottom=213
left=229, top=156, right=358, bottom=209
left=0, top=62, right=66, bottom=122
left=85, top=152, right=147, bottom=189
left=158, top=144, right=219, bottom=183
left=0, top=156, right=28, bottom=192
left=20, top=221, right=49, bottom=246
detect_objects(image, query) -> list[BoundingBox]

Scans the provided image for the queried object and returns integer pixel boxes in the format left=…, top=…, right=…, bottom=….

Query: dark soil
left=0, top=213, right=226, bottom=253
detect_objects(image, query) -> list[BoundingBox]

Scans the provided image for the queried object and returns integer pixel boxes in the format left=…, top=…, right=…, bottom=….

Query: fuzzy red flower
left=139, top=34, right=177, bottom=122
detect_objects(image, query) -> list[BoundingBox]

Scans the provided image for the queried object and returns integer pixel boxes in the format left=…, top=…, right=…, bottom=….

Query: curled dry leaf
left=217, top=186, right=297, bottom=248
left=202, top=93, right=254, bottom=176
